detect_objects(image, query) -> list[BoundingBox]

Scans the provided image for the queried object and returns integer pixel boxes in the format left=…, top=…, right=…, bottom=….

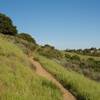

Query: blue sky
left=0, top=0, right=100, bottom=49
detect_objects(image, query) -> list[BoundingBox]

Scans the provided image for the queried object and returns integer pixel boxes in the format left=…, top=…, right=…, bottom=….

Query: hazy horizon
left=0, top=0, right=100, bottom=49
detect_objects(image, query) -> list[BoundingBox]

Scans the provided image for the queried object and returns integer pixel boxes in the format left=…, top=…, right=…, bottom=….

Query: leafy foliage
left=71, top=55, right=80, bottom=61
left=37, top=44, right=63, bottom=59
left=65, top=48, right=100, bottom=57
left=0, top=13, right=17, bottom=35
left=0, top=34, right=37, bottom=55
left=62, top=52, right=100, bottom=82
left=17, top=33, right=36, bottom=44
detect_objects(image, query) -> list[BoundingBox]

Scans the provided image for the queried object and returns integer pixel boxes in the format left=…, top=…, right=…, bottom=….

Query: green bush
left=0, top=13, right=17, bottom=35
left=0, top=34, right=37, bottom=55
left=65, top=54, right=71, bottom=59
left=17, top=33, right=36, bottom=44
left=71, top=55, right=80, bottom=61
left=38, top=45, right=63, bottom=59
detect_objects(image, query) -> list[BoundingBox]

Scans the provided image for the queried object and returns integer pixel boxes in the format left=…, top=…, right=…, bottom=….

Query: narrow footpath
left=29, top=57, right=76, bottom=100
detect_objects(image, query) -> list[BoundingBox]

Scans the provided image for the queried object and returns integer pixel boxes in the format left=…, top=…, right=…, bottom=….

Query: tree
left=17, top=33, right=36, bottom=44
left=0, top=13, right=17, bottom=35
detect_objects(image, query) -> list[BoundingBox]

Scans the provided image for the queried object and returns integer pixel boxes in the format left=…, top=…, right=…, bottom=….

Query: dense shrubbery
left=17, top=33, right=36, bottom=44
left=0, top=12, right=37, bottom=55
left=37, top=44, right=63, bottom=59
left=0, top=13, right=17, bottom=35
left=71, top=55, right=80, bottom=61
left=62, top=53, right=100, bottom=82
left=65, top=48, right=100, bottom=57
left=15, top=38, right=37, bottom=55
left=65, top=54, right=71, bottom=59
left=0, top=34, right=37, bottom=56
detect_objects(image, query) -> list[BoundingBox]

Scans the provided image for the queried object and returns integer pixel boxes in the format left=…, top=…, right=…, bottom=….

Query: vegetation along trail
left=29, top=57, right=76, bottom=100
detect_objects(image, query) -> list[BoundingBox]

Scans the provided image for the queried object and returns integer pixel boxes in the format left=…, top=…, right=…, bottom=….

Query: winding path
left=29, top=57, right=76, bottom=100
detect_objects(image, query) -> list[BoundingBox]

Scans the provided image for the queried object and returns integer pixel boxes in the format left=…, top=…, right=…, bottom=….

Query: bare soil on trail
left=29, top=57, right=76, bottom=100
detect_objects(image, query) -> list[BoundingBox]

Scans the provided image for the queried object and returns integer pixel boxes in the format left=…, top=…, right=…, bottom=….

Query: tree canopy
left=0, top=13, right=17, bottom=35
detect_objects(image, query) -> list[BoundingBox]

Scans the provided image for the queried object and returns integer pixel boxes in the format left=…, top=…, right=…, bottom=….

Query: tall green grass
left=0, top=34, right=37, bottom=55
left=0, top=36, right=62, bottom=100
left=35, top=54, right=100, bottom=100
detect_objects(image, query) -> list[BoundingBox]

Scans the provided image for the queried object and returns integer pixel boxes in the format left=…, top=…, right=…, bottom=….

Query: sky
left=0, top=0, right=100, bottom=49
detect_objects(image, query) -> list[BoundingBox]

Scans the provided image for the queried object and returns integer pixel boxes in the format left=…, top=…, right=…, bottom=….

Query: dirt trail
left=29, top=57, right=76, bottom=100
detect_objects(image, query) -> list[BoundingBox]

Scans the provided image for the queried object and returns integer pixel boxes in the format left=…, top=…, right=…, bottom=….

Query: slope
left=29, top=57, right=76, bottom=100
left=34, top=55, right=100, bottom=100
left=0, top=35, right=63, bottom=100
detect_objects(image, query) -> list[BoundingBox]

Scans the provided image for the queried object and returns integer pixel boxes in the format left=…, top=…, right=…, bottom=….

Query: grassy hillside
left=34, top=54, right=100, bottom=100
left=0, top=35, right=62, bottom=100
left=36, top=46, right=100, bottom=82
left=0, top=33, right=100, bottom=100
left=64, top=51, right=100, bottom=61
left=0, top=12, right=100, bottom=100
left=59, top=52, right=100, bottom=82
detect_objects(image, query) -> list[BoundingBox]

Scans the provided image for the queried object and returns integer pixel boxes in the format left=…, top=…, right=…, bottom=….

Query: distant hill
left=65, top=48, right=100, bottom=57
